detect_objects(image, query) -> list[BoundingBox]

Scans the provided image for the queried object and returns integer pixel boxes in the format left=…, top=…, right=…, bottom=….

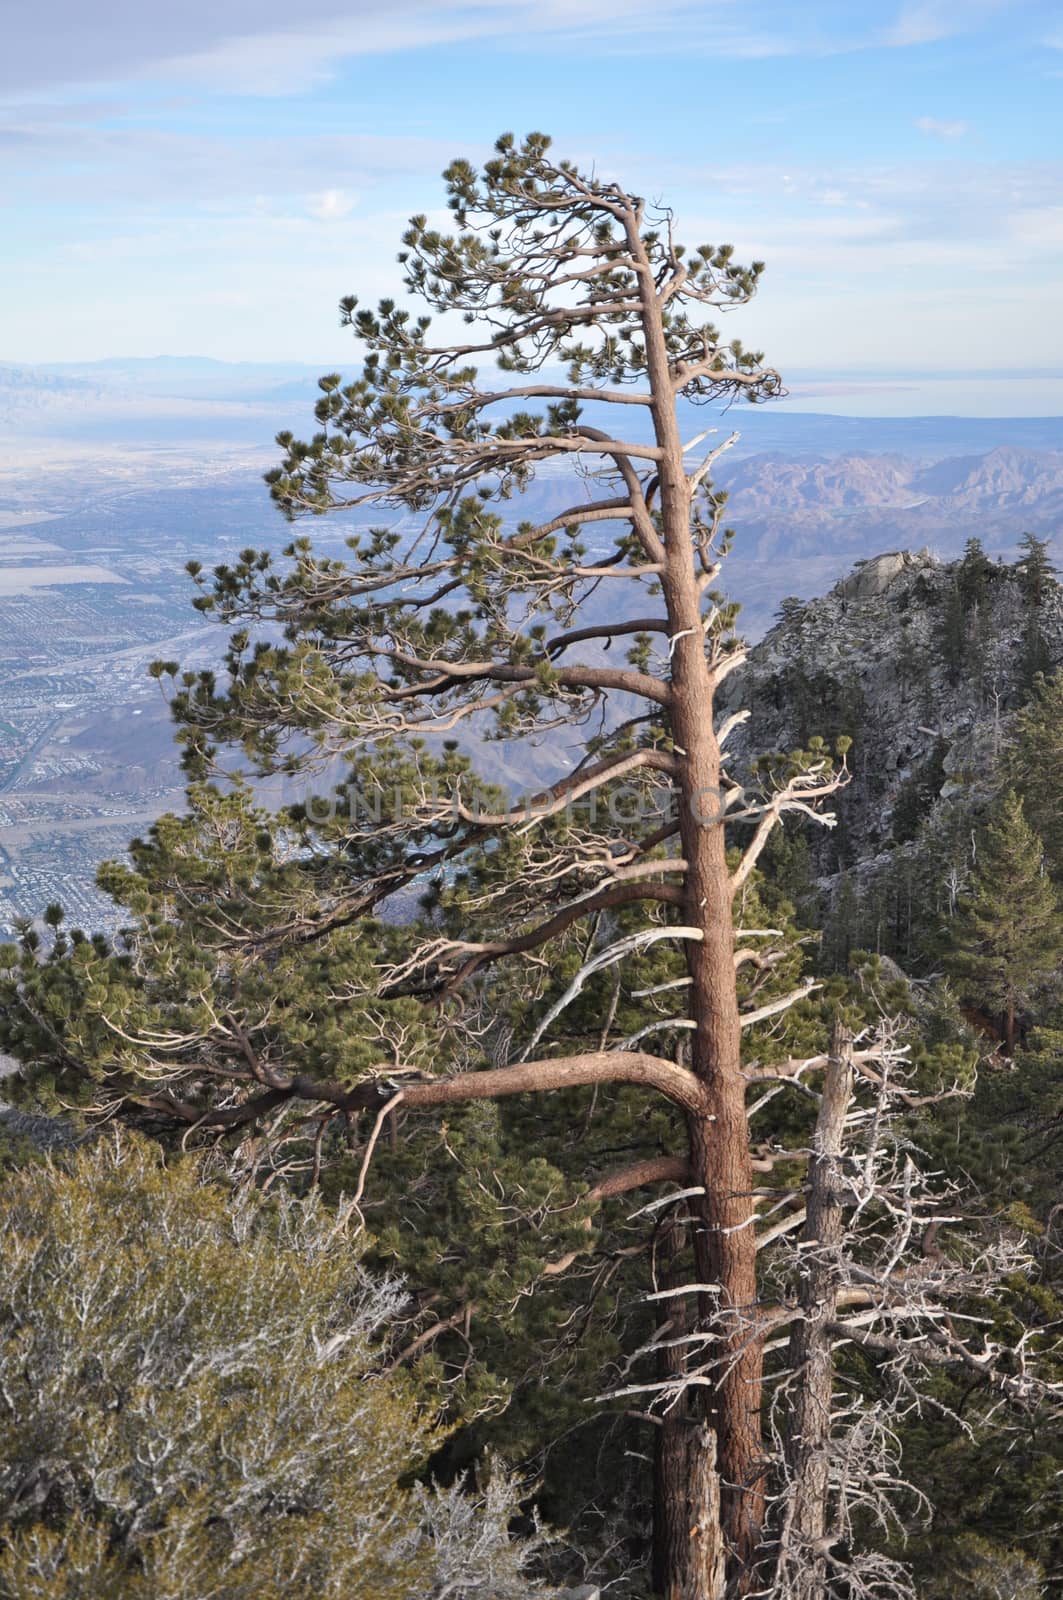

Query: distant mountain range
left=0, top=359, right=327, bottom=446
left=712, top=446, right=1063, bottom=561
left=2, top=355, right=1061, bottom=635
left=496, top=447, right=1063, bottom=637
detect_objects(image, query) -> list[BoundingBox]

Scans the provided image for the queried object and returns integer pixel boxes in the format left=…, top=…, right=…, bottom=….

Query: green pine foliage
left=1013, top=668, right=1063, bottom=878
left=0, top=778, right=446, bottom=1122
left=975, top=1022, right=1063, bottom=1213
left=0, top=762, right=827, bottom=1575
left=1015, top=531, right=1057, bottom=607
left=890, top=739, right=948, bottom=845
left=936, top=537, right=1005, bottom=688
left=944, top=790, right=1063, bottom=1049
left=1013, top=534, right=1058, bottom=691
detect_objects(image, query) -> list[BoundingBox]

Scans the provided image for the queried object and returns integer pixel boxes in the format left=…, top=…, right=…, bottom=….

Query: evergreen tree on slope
left=946, top=789, right=1062, bottom=1052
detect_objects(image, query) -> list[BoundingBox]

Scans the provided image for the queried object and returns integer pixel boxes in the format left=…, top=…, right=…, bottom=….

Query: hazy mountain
left=709, top=446, right=1063, bottom=571
left=0, top=365, right=99, bottom=420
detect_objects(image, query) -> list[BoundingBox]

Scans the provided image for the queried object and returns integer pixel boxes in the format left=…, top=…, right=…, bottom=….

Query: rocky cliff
left=727, top=544, right=1063, bottom=879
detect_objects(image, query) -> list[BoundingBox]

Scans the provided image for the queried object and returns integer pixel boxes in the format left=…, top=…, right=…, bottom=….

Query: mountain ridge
left=729, top=542, right=1063, bottom=893
left=713, top=446, right=1063, bottom=562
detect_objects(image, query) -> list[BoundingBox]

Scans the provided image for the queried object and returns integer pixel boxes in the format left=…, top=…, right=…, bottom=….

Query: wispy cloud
left=153, top=2, right=810, bottom=94
left=882, top=0, right=1009, bottom=48
left=914, top=115, right=970, bottom=138
left=0, top=119, right=464, bottom=209
left=1, top=0, right=804, bottom=97
left=3, top=0, right=1030, bottom=100
left=1008, top=205, right=1063, bottom=250
left=2, top=0, right=1058, bottom=372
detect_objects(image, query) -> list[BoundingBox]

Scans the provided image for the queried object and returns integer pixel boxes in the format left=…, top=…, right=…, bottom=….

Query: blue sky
left=2, top=0, right=1062, bottom=397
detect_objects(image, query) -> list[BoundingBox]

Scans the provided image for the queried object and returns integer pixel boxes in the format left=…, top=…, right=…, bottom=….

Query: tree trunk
left=654, top=1425, right=726, bottom=1600
left=631, top=202, right=767, bottom=1592
left=685, top=1094, right=762, bottom=1588
left=685, top=1422, right=727, bottom=1600
left=655, top=1412, right=694, bottom=1599
left=782, top=1020, right=854, bottom=1599
left=654, top=1216, right=693, bottom=1597
left=653, top=1221, right=727, bottom=1600
left=665, top=550, right=763, bottom=1586
left=654, top=1421, right=726, bottom=1600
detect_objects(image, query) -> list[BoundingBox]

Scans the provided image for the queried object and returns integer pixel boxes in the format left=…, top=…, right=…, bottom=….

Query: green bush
left=0, top=1135, right=554, bottom=1600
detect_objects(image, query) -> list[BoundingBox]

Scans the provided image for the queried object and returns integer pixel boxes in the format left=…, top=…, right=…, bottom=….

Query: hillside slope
left=730, top=543, right=1063, bottom=876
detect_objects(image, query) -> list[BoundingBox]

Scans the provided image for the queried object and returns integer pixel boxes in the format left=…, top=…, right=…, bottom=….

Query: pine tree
left=774, top=596, right=805, bottom=627
left=820, top=871, right=859, bottom=973
left=937, top=539, right=1002, bottom=689
left=0, top=135, right=849, bottom=1594
left=0, top=796, right=821, bottom=1588
left=938, top=579, right=967, bottom=685
left=1013, top=533, right=1057, bottom=691
left=957, top=537, right=997, bottom=608
left=945, top=790, right=1063, bottom=1052
left=890, top=739, right=947, bottom=846
left=1015, top=531, right=1057, bottom=607
left=1013, top=669, right=1063, bottom=877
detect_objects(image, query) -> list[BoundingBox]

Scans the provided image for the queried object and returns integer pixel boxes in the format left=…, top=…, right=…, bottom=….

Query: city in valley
left=0, top=405, right=374, bottom=936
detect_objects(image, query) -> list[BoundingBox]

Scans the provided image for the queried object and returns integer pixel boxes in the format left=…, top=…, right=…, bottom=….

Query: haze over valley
left=1, top=355, right=1060, bottom=935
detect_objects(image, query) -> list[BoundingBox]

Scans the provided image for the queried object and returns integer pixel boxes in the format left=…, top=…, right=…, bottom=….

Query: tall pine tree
left=1013, top=669, right=1063, bottom=876
left=946, top=789, right=1063, bottom=1052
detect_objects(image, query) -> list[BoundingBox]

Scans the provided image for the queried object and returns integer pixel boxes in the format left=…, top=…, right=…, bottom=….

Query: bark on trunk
left=655, top=1414, right=694, bottom=1599
left=685, top=1423, right=727, bottom=1600
left=653, top=1221, right=727, bottom=1600
left=781, top=1020, right=854, bottom=1599
left=653, top=1420, right=726, bottom=1593
left=654, top=1427, right=727, bottom=1600
left=666, top=568, right=763, bottom=1586
left=654, top=1420, right=726, bottom=1600
left=630, top=203, right=765, bottom=1591
left=654, top=1217, right=694, bottom=1598
left=685, top=1093, right=762, bottom=1586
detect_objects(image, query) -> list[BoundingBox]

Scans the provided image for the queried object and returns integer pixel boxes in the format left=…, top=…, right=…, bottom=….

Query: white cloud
left=914, top=115, right=970, bottom=139
left=885, top=4, right=954, bottom=45
left=306, top=189, right=358, bottom=220
left=0, top=119, right=465, bottom=211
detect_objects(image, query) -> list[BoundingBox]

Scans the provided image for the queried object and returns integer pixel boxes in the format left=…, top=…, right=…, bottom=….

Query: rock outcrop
left=725, top=546, right=1063, bottom=874
left=836, top=549, right=932, bottom=600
